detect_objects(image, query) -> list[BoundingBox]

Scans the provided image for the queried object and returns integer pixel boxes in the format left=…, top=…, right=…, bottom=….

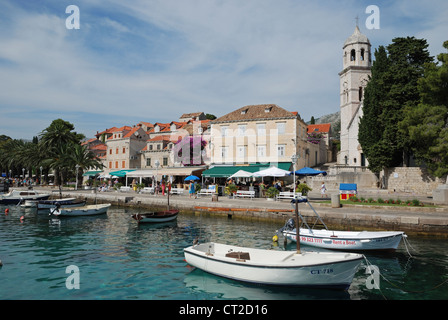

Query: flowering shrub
left=307, top=132, right=325, bottom=144
left=173, top=136, right=208, bottom=166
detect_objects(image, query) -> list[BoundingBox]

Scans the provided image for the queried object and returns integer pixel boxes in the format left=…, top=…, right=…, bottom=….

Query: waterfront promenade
left=32, top=186, right=448, bottom=236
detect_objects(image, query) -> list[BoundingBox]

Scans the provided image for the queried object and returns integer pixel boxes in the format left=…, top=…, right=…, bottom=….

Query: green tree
left=359, top=37, right=433, bottom=174
left=400, top=40, right=448, bottom=177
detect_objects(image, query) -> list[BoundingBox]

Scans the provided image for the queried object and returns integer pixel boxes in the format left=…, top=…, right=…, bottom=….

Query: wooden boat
left=279, top=197, right=406, bottom=251
left=0, top=189, right=50, bottom=205
left=20, top=200, right=39, bottom=208
left=51, top=203, right=111, bottom=217
left=184, top=242, right=363, bottom=289
left=37, top=198, right=85, bottom=210
left=131, top=210, right=179, bottom=223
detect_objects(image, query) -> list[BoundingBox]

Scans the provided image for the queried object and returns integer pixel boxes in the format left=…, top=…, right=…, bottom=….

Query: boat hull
left=184, top=242, right=363, bottom=289
left=52, top=203, right=111, bottom=216
left=132, top=210, right=179, bottom=223
left=0, top=194, right=50, bottom=205
left=283, top=229, right=404, bottom=251
left=37, top=199, right=86, bottom=210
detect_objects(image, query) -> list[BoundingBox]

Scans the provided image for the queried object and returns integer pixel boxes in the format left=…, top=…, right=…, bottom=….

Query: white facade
left=338, top=26, right=371, bottom=166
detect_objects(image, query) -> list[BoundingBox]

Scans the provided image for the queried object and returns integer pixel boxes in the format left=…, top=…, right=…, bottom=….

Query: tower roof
left=343, top=26, right=370, bottom=48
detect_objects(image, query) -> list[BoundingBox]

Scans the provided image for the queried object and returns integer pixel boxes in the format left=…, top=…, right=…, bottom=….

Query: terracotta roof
left=180, top=112, right=204, bottom=119
left=212, top=104, right=297, bottom=123
left=307, top=124, right=331, bottom=133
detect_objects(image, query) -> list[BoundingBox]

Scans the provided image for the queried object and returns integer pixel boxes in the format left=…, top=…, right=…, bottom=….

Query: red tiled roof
left=307, top=124, right=331, bottom=133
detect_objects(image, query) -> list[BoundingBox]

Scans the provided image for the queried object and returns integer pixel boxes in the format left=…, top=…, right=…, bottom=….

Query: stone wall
left=384, top=167, right=444, bottom=195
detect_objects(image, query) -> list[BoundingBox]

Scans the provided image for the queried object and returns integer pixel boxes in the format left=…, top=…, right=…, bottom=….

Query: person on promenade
left=189, top=181, right=195, bottom=199
left=162, top=180, right=166, bottom=196
left=320, top=182, right=327, bottom=198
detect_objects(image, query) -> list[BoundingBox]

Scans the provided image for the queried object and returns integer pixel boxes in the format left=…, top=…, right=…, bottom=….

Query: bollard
left=331, top=194, right=341, bottom=208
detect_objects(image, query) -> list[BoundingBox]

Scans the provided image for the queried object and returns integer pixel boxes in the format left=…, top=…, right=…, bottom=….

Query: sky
left=0, top=0, right=447, bottom=140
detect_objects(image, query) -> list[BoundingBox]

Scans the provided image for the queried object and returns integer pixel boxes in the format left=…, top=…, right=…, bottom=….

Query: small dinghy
left=184, top=242, right=363, bottom=289
left=279, top=197, right=406, bottom=252
left=131, top=209, right=179, bottom=223
left=37, top=198, right=86, bottom=210
left=51, top=203, right=111, bottom=217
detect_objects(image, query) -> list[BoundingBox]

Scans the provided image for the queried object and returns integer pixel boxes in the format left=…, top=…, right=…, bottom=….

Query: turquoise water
left=1, top=204, right=448, bottom=300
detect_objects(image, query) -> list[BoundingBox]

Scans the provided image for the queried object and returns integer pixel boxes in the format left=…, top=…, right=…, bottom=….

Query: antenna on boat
left=294, top=198, right=301, bottom=254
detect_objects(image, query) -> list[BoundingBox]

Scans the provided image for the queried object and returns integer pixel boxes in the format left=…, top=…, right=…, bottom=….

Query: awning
left=126, top=170, right=154, bottom=178
left=202, top=163, right=292, bottom=178
left=82, top=170, right=103, bottom=177
left=109, top=170, right=136, bottom=177
left=155, top=166, right=207, bottom=177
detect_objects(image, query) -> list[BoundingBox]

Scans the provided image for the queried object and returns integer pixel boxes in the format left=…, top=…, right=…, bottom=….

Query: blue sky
left=1, top=0, right=447, bottom=140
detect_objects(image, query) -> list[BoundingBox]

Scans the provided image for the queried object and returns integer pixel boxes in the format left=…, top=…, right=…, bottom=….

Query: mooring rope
left=363, top=255, right=448, bottom=299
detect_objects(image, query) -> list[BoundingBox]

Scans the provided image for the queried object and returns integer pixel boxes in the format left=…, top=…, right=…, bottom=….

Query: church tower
left=338, top=25, right=372, bottom=166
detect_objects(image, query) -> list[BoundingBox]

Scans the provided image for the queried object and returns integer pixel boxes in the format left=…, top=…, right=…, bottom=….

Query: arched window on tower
left=361, top=48, right=365, bottom=61
left=350, top=49, right=356, bottom=61
left=359, top=87, right=363, bottom=101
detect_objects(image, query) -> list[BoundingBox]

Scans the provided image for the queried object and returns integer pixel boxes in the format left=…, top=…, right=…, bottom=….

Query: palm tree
left=68, top=144, right=104, bottom=189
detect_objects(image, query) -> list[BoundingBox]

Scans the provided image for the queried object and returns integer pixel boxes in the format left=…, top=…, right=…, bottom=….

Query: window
left=149, top=145, right=153, bottom=151
left=359, top=87, right=363, bottom=101
left=221, top=147, right=228, bottom=161
left=351, top=49, right=356, bottom=61
left=277, top=144, right=285, bottom=157
left=115, top=161, right=119, bottom=169
left=157, top=144, right=161, bottom=150
left=123, top=147, right=126, bottom=153
left=257, top=145, right=266, bottom=158
left=241, top=109, right=248, bottom=114
left=116, top=148, right=118, bottom=154
left=238, top=124, right=246, bottom=136
left=221, top=126, right=229, bottom=137
left=122, top=160, right=126, bottom=168
left=237, top=146, right=247, bottom=160
left=109, top=162, right=112, bottom=169
left=264, top=107, right=272, bottom=113
left=257, top=123, right=266, bottom=136
left=276, top=122, right=286, bottom=135
left=163, top=157, right=168, bottom=166
left=109, top=149, right=112, bottom=155
left=146, top=158, right=151, bottom=167
left=361, top=48, right=365, bottom=61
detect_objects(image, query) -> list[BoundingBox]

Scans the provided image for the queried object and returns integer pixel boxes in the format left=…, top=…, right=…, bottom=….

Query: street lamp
left=291, top=154, right=298, bottom=194
left=155, top=160, right=160, bottom=195
left=75, top=164, right=80, bottom=190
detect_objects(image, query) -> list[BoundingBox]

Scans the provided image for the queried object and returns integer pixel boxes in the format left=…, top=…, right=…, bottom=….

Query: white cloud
left=0, top=0, right=447, bottom=139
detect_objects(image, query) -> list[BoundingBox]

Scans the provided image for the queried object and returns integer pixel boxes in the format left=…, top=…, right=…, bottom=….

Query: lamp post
left=22, top=168, right=25, bottom=185
left=291, top=154, right=297, bottom=193
left=75, top=164, right=80, bottom=190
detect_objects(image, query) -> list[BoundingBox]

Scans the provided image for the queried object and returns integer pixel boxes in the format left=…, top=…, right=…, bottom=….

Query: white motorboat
left=184, top=242, right=363, bottom=289
left=0, top=189, right=50, bottom=205
left=283, top=228, right=405, bottom=251
left=279, top=197, right=406, bottom=251
left=51, top=203, right=111, bottom=216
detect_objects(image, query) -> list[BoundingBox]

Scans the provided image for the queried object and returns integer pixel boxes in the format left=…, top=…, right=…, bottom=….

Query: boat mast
left=294, top=199, right=301, bottom=254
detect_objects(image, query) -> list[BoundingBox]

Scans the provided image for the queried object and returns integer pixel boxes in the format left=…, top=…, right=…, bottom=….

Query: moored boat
left=184, top=242, right=363, bottom=289
left=279, top=197, right=406, bottom=251
left=0, top=189, right=50, bottom=205
left=51, top=203, right=111, bottom=217
left=37, top=198, right=85, bottom=210
left=131, top=210, right=179, bottom=223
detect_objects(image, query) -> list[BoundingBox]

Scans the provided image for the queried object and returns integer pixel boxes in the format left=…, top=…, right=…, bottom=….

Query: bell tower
left=338, top=25, right=372, bottom=166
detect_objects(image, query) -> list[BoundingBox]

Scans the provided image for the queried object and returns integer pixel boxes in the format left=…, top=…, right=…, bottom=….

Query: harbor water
left=1, top=204, right=448, bottom=300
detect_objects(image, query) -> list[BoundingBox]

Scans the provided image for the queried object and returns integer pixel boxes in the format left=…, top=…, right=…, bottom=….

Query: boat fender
left=20, top=215, right=24, bottom=223
left=4, top=208, right=9, bottom=215
left=272, top=235, right=279, bottom=242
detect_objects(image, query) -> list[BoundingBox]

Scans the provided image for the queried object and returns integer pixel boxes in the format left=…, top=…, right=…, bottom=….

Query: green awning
left=109, top=170, right=136, bottom=177
left=82, top=170, right=103, bottom=177
left=202, top=163, right=292, bottom=178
